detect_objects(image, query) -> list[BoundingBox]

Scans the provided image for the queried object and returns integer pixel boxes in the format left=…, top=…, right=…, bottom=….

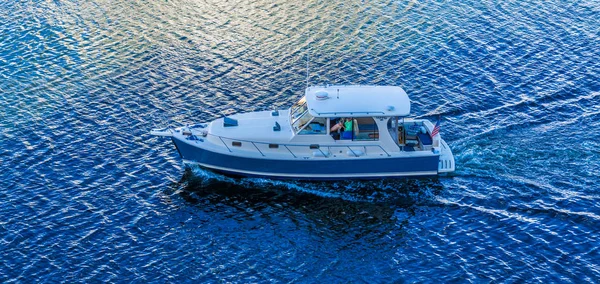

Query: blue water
left=1, top=0, right=599, bottom=282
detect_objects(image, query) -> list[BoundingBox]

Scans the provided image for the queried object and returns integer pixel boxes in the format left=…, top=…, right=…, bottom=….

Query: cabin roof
left=304, top=85, right=411, bottom=117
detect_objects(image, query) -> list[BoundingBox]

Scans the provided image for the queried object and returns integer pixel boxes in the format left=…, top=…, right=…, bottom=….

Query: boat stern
left=437, top=139, right=455, bottom=174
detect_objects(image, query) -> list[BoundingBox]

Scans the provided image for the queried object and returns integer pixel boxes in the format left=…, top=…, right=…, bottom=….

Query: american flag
left=430, top=117, right=441, bottom=138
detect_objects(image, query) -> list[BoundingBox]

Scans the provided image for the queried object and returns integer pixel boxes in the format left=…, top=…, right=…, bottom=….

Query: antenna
left=306, top=35, right=310, bottom=88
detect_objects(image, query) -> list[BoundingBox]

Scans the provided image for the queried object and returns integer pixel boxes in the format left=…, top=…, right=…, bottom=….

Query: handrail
left=251, top=142, right=265, bottom=157
left=206, top=133, right=391, bottom=158
left=379, top=146, right=391, bottom=157
left=316, top=147, right=328, bottom=157
left=284, top=145, right=297, bottom=158
left=218, top=136, right=232, bottom=153
left=311, top=110, right=386, bottom=116
left=207, top=133, right=382, bottom=148
left=347, top=146, right=359, bottom=157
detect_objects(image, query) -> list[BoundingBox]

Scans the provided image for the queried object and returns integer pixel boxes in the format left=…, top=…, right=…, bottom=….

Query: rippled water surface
left=1, top=0, right=599, bottom=282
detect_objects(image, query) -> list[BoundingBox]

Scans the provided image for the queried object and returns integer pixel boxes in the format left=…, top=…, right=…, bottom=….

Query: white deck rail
left=205, top=134, right=391, bottom=159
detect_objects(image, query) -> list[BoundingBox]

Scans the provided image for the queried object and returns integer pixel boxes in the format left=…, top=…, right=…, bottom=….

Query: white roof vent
left=315, top=91, right=329, bottom=100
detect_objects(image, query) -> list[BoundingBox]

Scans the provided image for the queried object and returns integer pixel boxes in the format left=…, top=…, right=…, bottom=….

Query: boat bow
left=150, top=127, right=174, bottom=137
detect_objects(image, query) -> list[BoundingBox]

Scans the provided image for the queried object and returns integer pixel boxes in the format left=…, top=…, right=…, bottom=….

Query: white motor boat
left=151, top=85, right=455, bottom=180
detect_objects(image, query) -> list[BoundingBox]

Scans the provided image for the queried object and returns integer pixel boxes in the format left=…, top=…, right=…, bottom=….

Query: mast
left=306, top=38, right=310, bottom=88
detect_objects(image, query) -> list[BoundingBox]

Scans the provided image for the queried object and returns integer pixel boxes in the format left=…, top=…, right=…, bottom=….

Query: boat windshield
left=290, top=96, right=307, bottom=121
left=292, top=110, right=314, bottom=133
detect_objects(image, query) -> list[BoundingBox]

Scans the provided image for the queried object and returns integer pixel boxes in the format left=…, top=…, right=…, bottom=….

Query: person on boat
left=342, top=118, right=354, bottom=139
left=343, top=118, right=353, bottom=131
left=330, top=118, right=344, bottom=132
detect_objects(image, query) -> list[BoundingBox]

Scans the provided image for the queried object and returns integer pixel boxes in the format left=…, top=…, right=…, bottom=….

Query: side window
left=354, top=117, right=379, bottom=141
left=298, top=117, right=327, bottom=135
left=330, top=117, right=379, bottom=140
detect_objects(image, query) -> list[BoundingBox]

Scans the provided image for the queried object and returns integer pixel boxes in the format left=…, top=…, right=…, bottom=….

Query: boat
left=151, top=85, right=455, bottom=180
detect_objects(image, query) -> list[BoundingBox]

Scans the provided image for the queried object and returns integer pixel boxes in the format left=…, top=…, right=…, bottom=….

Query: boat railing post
left=378, top=145, right=391, bottom=157
left=252, top=142, right=265, bottom=157
left=317, top=147, right=328, bottom=158
left=284, top=145, right=297, bottom=158
left=347, top=146, right=359, bottom=157
left=218, top=136, right=232, bottom=153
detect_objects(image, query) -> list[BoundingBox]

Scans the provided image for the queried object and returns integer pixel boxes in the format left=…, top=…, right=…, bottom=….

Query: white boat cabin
left=205, top=85, right=443, bottom=156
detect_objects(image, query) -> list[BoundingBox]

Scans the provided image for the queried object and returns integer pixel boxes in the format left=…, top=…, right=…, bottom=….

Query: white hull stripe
left=183, top=160, right=438, bottom=178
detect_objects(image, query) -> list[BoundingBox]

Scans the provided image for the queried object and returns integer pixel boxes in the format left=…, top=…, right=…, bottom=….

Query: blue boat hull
left=172, top=138, right=439, bottom=180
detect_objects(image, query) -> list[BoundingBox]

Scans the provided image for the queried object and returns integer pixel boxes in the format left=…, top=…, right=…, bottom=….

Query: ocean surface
left=1, top=0, right=599, bottom=282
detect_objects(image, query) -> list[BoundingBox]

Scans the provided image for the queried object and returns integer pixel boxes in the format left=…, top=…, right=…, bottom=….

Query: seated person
left=330, top=118, right=344, bottom=132
left=342, top=118, right=353, bottom=139
left=344, top=118, right=353, bottom=131
left=330, top=118, right=344, bottom=140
